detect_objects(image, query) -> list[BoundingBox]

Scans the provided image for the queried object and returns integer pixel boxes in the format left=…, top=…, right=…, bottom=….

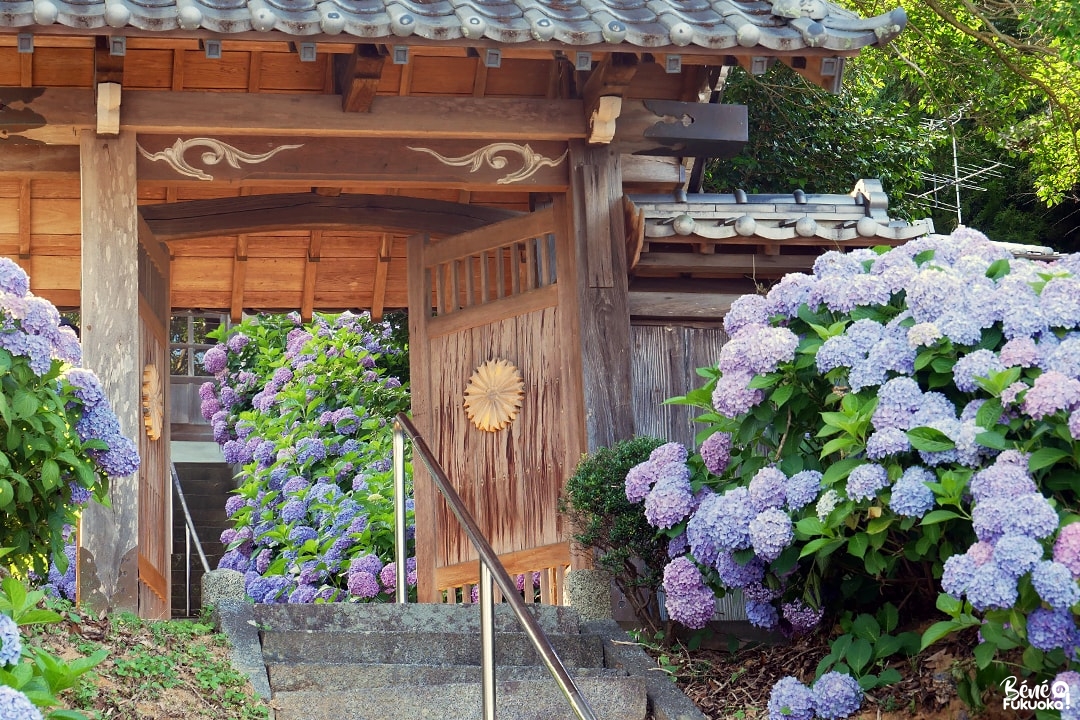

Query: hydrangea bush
left=201, top=311, right=416, bottom=603
left=627, top=229, right=1080, bottom=717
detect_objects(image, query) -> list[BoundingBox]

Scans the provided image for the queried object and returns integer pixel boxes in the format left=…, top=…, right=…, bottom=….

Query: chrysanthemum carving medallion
left=463, top=359, right=524, bottom=433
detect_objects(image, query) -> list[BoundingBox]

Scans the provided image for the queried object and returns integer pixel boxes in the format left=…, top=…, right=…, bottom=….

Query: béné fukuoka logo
left=1001, top=676, right=1071, bottom=712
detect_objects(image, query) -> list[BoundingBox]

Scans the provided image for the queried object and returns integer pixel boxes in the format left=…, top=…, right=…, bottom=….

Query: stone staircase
left=214, top=598, right=703, bottom=720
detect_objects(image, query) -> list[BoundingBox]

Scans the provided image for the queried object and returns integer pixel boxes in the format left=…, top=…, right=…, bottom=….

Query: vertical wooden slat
left=20, top=52, right=32, bottom=87
left=171, top=49, right=184, bottom=90
left=247, top=51, right=262, bottom=92
left=537, top=235, right=550, bottom=287
left=479, top=250, right=490, bottom=303
left=524, top=237, right=537, bottom=291
left=17, top=180, right=30, bottom=272
left=231, top=235, right=247, bottom=323
left=510, top=243, right=522, bottom=295
left=448, top=259, right=460, bottom=312
left=463, top=256, right=475, bottom=308
left=79, top=130, right=141, bottom=615
left=371, top=234, right=392, bottom=321
left=495, top=247, right=505, bottom=299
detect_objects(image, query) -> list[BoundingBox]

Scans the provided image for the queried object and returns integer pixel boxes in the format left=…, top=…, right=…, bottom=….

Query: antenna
left=907, top=112, right=1010, bottom=226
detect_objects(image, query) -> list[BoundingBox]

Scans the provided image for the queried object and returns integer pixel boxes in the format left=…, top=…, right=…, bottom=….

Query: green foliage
left=561, top=437, right=670, bottom=632
left=814, top=607, right=920, bottom=692
left=0, top=578, right=105, bottom=719
left=704, top=64, right=939, bottom=219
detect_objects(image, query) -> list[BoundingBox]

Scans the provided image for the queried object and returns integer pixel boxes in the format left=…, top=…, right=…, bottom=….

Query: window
left=170, top=312, right=228, bottom=376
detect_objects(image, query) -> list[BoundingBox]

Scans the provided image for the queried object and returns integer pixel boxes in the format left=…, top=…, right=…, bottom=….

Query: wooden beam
left=134, top=136, right=569, bottom=189
left=140, top=193, right=520, bottom=243
left=336, top=45, right=385, bottom=112
left=633, top=252, right=818, bottom=276
left=0, top=87, right=586, bottom=144
left=370, top=234, right=392, bottom=321
left=628, top=290, right=740, bottom=318
left=79, top=129, right=141, bottom=615
left=0, top=144, right=80, bottom=177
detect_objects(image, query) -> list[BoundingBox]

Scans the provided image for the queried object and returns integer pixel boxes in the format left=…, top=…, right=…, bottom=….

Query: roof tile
left=0, top=0, right=908, bottom=53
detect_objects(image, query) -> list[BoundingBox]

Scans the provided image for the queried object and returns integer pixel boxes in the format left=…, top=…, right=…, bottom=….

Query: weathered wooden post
left=78, top=130, right=141, bottom=614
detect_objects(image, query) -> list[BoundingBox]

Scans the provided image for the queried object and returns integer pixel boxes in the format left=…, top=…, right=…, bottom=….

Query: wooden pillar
left=567, top=141, right=635, bottom=451
left=78, top=130, right=141, bottom=614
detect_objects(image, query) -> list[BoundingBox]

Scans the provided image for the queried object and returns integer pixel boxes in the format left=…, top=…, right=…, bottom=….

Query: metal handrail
left=171, top=463, right=211, bottom=616
left=392, top=413, right=598, bottom=720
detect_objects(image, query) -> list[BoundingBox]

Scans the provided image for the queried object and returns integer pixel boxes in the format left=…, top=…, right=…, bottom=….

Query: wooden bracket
left=96, top=82, right=121, bottom=136
left=614, top=99, right=748, bottom=157
left=336, top=45, right=386, bottom=113
left=582, top=53, right=637, bottom=146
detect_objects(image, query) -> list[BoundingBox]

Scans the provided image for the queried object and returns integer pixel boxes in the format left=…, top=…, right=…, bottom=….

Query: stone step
left=271, top=676, right=647, bottom=720
left=260, top=629, right=605, bottom=669
left=266, top=662, right=625, bottom=692
left=254, top=601, right=581, bottom=636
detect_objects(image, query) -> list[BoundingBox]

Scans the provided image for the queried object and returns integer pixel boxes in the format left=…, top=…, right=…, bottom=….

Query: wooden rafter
left=140, top=193, right=520, bottom=243
left=336, top=45, right=385, bottom=112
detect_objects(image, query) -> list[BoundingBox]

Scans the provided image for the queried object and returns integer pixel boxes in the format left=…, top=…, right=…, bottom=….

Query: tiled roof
left=0, top=0, right=907, bottom=52
left=630, top=179, right=934, bottom=244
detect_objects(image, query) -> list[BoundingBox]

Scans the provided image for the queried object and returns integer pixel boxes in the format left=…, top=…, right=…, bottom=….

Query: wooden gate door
left=408, top=199, right=585, bottom=604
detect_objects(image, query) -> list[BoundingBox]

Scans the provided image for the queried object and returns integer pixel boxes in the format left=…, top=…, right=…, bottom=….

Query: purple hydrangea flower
left=973, top=493, right=1059, bottom=544
left=748, top=467, right=786, bottom=511
left=650, top=442, right=689, bottom=466
left=226, top=333, right=250, bottom=353
left=663, top=584, right=716, bottom=629
left=711, top=371, right=764, bottom=418
left=699, top=432, right=732, bottom=475
left=748, top=508, right=794, bottom=562
left=845, top=463, right=888, bottom=502
left=1032, top=560, right=1080, bottom=609
left=350, top=554, right=383, bottom=576
left=723, top=293, right=771, bottom=336
left=225, top=495, right=246, bottom=518
left=714, top=551, right=764, bottom=589
left=202, top=345, right=228, bottom=374
left=625, top=460, right=659, bottom=503
left=0, top=259, right=30, bottom=296
left=1023, top=371, right=1080, bottom=420
left=782, top=599, right=825, bottom=637
left=347, top=571, right=381, bottom=599
left=767, top=677, right=814, bottom=720
left=872, top=377, right=923, bottom=431
left=663, top=556, right=705, bottom=596
left=643, top=466, right=695, bottom=529
left=811, top=671, right=863, bottom=720
left=970, top=461, right=1037, bottom=502
left=1055, top=523, right=1080, bottom=578
left=998, top=337, right=1040, bottom=368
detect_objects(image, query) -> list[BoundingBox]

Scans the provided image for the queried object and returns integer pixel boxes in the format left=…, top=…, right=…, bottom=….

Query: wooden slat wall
left=411, top=205, right=582, bottom=604
left=629, top=321, right=748, bottom=621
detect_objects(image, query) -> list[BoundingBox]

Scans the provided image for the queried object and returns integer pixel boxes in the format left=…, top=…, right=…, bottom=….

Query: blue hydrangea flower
left=711, top=371, right=764, bottom=419
left=974, top=493, right=1059, bottom=544
left=845, top=463, right=888, bottom=502
left=786, top=471, right=822, bottom=511
left=699, top=432, right=732, bottom=476
left=992, top=535, right=1044, bottom=579
left=0, top=686, right=42, bottom=720
left=0, top=614, right=22, bottom=665
left=767, top=677, right=814, bottom=720
left=1033, top=560, right=1080, bottom=609
left=1027, top=607, right=1078, bottom=652
left=724, top=293, right=771, bottom=336
left=866, top=427, right=911, bottom=460
left=885, top=464, right=930, bottom=510
left=704, top=488, right=756, bottom=552
left=748, top=508, right=794, bottom=562
left=744, top=599, right=778, bottom=629
left=965, top=563, right=1018, bottom=611
left=811, top=671, right=863, bottom=720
